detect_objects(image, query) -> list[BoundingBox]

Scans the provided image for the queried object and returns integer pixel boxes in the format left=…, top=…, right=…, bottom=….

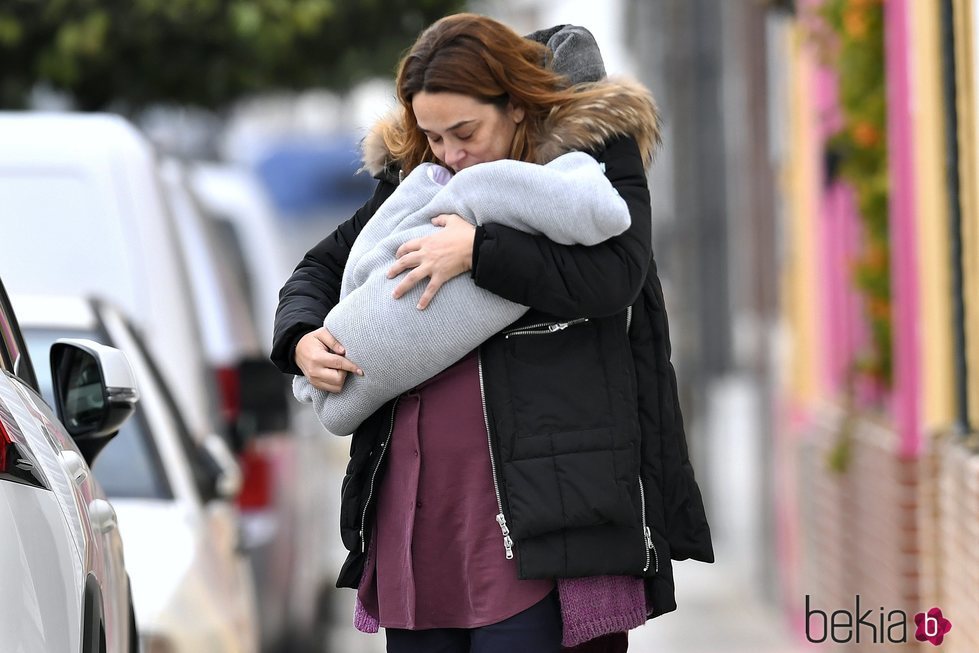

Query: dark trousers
left=384, top=593, right=629, bottom=653
left=565, top=632, right=628, bottom=652
left=385, top=592, right=562, bottom=653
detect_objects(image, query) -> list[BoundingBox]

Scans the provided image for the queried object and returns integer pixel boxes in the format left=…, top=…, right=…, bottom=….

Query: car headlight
left=140, top=633, right=176, bottom=653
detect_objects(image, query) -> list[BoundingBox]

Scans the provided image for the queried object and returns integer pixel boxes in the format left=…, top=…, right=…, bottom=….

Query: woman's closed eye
left=428, top=133, right=472, bottom=144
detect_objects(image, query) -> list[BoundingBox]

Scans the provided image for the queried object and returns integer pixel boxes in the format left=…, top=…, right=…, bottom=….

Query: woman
left=272, top=13, right=714, bottom=653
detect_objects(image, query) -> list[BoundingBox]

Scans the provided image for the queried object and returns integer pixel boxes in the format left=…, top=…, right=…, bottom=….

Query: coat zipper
left=503, top=318, right=590, bottom=338
left=477, top=347, right=514, bottom=560
left=359, top=398, right=400, bottom=552
left=626, top=304, right=655, bottom=572
left=638, top=476, right=659, bottom=574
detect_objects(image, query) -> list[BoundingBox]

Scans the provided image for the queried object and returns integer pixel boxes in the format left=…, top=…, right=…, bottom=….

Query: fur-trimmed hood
left=361, top=77, right=661, bottom=179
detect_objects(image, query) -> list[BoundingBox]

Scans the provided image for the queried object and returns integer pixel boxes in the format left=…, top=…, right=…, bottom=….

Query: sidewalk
left=628, top=551, right=810, bottom=653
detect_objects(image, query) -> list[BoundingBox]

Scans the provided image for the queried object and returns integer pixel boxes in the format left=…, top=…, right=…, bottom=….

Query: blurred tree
left=0, top=0, right=464, bottom=110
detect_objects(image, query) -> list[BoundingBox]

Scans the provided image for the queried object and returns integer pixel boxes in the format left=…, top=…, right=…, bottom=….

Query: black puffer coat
left=272, top=82, right=713, bottom=621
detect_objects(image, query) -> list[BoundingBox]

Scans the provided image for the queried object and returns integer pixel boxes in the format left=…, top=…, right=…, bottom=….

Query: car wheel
left=82, top=576, right=106, bottom=653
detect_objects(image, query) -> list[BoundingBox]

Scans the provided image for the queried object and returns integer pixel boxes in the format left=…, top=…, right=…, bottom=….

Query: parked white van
left=189, top=163, right=340, bottom=650
left=161, top=158, right=302, bottom=648
left=0, top=113, right=214, bottom=441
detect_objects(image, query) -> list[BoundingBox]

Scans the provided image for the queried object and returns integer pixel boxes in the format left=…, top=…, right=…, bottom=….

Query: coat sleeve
left=470, top=134, right=651, bottom=318
left=270, top=179, right=397, bottom=375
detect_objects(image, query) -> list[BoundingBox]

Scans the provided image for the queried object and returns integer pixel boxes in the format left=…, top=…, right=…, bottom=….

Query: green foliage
left=825, top=413, right=853, bottom=473
left=819, top=0, right=892, bottom=388
left=826, top=368, right=857, bottom=474
left=809, top=0, right=889, bottom=474
left=0, top=0, right=464, bottom=110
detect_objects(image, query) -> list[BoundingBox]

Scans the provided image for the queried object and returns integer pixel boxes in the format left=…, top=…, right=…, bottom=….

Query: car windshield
left=22, top=327, right=172, bottom=500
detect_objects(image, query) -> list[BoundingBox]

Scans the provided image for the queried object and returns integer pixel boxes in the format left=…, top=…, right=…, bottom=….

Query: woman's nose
left=444, top=145, right=465, bottom=168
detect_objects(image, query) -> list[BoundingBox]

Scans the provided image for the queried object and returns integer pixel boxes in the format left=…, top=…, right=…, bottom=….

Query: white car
left=186, top=163, right=293, bottom=348
left=161, top=158, right=304, bottom=648
left=14, top=294, right=261, bottom=653
left=0, top=112, right=265, bottom=650
left=189, top=162, right=341, bottom=649
left=0, top=278, right=139, bottom=653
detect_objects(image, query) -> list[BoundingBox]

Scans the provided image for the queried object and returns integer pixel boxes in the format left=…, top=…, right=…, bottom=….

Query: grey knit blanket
left=293, top=152, right=629, bottom=435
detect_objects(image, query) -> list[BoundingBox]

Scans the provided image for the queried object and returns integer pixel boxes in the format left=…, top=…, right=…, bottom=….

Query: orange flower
left=843, top=6, right=868, bottom=38
left=864, top=241, right=888, bottom=270
left=852, top=120, right=880, bottom=148
left=867, top=297, right=890, bottom=321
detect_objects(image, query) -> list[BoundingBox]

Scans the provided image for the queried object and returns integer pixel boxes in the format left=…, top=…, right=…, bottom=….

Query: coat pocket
left=504, top=440, right=637, bottom=540
left=502, top=318, right=616, bottom=438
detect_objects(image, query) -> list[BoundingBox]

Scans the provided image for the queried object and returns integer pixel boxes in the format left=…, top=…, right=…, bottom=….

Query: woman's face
left=412, top=91, right=525, bottom=172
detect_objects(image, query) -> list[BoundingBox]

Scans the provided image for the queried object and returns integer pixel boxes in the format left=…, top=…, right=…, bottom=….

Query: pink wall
left=884, top=0, right=922, bottom=458
left=807, top=0, right=919, bottom=454
left=813, top=62, right=872, bottom=400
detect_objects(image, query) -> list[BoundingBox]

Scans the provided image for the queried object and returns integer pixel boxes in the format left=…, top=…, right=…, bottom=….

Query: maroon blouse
left=356, top=349, right=555, bottom=630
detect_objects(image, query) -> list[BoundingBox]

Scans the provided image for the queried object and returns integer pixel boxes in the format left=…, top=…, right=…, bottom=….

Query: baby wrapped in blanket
left=293, top=151, right=630, bottom=435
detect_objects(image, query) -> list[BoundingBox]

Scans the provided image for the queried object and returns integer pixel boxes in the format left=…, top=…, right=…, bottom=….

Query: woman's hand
left=387, top=213, right=476, bottom=310
left=295, top=327, right=363, bottom=392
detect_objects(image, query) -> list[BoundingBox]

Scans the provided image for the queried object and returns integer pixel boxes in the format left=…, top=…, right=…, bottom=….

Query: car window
left=21, top=327, right=172, bottom=500
left=126, top=322, right=221, bottom=503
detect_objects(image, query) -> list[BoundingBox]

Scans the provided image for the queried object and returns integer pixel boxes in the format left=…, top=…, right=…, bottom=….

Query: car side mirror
left=237, top=357, right=291, bottom=439
left=50, top=338, right=139, bottom=465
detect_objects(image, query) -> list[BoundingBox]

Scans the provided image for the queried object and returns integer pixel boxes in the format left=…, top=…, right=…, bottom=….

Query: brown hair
left=381, top=13, right=598, bottom=173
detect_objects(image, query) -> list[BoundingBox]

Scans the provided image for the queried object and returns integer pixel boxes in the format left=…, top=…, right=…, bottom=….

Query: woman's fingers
left=307, top=328, right=361, bottom=374
left=316, top=351, right=362, bottom=376
left=392, top=268, right=444, bottom=309
left=395, top=238, right=422, bottom=259
left=296, top=329, right=330, bottom=374
left=307, top=352, right=362, bottom=392
left=387, top=251, right=422, bottom=279
left=387, top=216, right=475, bottom=307
left=296, top=327, right=363, bottom=394
left=416, top=276, right=445, bottom=310
left=308, top=367, right=348, bottom=393
left=312, top=326, right=345, bottom=355
left=391, top=266, right=428, bottom=299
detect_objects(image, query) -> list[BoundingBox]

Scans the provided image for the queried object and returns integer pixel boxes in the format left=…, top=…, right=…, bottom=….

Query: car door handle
left=59, top=450, right=88, bottom=483
left=89, top=499, right=117, bottom=534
